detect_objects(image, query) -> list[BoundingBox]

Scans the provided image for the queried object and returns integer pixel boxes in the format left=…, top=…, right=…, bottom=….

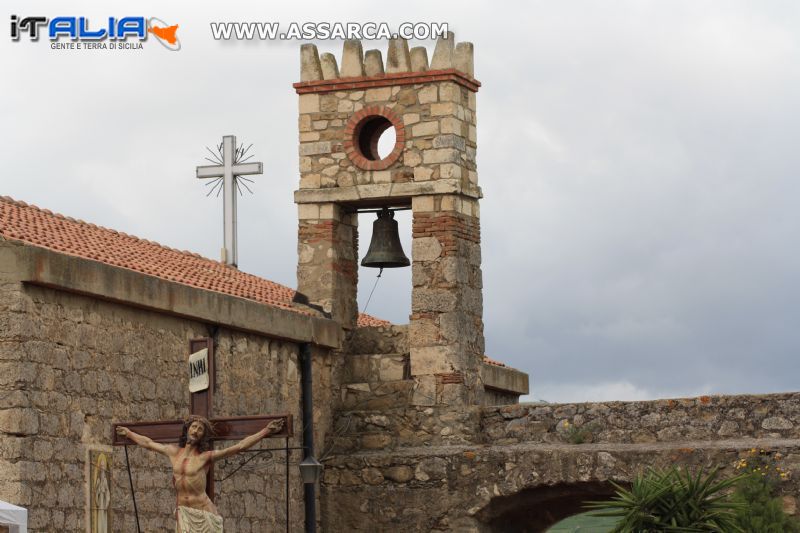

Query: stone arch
left=474, top=481, right=619, bottom=533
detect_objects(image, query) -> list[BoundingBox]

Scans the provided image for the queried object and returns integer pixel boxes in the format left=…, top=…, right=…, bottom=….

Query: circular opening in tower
left=344, top=106, right=405, bottom=170
left=356, top=116, right=394, bottom=161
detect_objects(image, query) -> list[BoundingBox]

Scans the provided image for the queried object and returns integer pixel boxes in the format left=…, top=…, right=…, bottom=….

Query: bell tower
left=293, top=34, right=484, bottom=405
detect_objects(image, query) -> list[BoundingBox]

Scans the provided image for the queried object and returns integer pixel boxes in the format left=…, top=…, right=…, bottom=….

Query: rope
left=123, top=445, right=142, bottom=533
left=361, top=268, right=383, bottom=315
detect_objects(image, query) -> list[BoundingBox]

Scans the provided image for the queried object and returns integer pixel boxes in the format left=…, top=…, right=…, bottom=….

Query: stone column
left=410, top=194, right=484, bottom=406
left=296, top=202, right=359, bottom=328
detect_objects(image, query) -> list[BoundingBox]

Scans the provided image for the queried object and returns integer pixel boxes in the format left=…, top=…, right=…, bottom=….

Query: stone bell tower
left=293, top=34, right=484, bottom=405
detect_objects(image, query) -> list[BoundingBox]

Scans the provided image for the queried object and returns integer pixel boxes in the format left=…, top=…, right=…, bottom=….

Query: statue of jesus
left=116, top=415, right=284, bottom=532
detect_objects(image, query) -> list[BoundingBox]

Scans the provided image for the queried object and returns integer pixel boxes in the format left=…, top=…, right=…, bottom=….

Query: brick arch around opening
left=343, top=105, right=405, bottom=171
left=474, top=481, right=619, bottom=533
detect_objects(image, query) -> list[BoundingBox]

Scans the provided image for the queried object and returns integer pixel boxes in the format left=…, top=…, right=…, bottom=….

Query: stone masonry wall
left=0, top=278, right=311, bottom=531
left=321, top=393, right=800, bottom=531
left=295, top=81, right=478, bottom=192
left=348, top=325, right=409, bottom=355
left=483, top=393, right=800, bottom=445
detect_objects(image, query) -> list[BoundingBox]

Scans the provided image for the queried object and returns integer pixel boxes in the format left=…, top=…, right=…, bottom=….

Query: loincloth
left=176, top=506, right=223, bottom=533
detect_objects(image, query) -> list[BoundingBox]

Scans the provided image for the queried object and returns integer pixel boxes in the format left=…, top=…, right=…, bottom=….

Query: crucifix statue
left=113, top=338, right=292, bottom=532
left=196, top=135, right=263, bottom=267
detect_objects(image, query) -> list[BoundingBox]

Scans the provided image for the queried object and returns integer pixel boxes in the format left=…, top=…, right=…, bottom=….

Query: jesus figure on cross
left=116, top=415, right=284, bottom=533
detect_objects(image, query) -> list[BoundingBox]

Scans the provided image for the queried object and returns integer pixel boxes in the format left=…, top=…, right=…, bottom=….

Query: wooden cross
left=196, top=135, right=263, bottom=267
left=112, top=338, right=292, bottom=501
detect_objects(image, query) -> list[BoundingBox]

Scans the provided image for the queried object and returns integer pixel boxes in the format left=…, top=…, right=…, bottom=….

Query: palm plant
left=585, top=467, right=745, bottom=532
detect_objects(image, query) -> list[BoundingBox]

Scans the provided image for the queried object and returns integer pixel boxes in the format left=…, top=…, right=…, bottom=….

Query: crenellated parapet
left=294, top=33, right=480, bottom=94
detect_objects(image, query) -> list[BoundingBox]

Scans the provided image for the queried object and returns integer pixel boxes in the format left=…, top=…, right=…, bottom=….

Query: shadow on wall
left=475, top=481, right=619, bottom=533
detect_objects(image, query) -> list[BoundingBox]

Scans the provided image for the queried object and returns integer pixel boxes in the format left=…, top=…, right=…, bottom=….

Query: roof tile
left=0, top=196, right=386, bottom=326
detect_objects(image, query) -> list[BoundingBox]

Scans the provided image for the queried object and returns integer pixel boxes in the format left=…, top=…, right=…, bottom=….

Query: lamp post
left=300, top=343, right=321, bottom=533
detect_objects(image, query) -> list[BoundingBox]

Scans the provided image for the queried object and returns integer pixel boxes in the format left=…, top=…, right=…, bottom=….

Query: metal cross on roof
left=196, top=135, right=263, bottom=267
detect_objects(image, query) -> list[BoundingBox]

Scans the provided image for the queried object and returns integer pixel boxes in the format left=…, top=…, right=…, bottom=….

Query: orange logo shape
left=147, top=17, right=181, bottom=51
left=148, top=24, right=179, bottom=44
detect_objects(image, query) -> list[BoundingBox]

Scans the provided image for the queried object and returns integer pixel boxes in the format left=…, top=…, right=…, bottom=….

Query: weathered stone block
left=410, top=47, right=429, bottom=72
left=454, top=42, right=474, bottom=77
left=361, top=467, right=384, bottom=485
left=337, top=99, right=354, bottom=112
left=418, top=85, right=438, bottom=104
left=364, top=49, right=384, bottom=77
left=299, top=141, right=332, bottom=156
left=300, top=44, right=323, bottom=81
left=341, top=39, right=365, bottom=77
left=411, top=375, right=436, bottom=406
left=440, top=163, right=462, bottom=179
left=386, top=38, right=411, bottom=73
left=365, top=87, right=392, bottom=102
left=439, top=83, right=461, bottom=103
left=415, top=457, right=447, bottom=481
left=299, top=94, right=320, bottom=114
left=410, top=346, right=455, bottom=375
left=763, top=417, right=793, bottom=430
left=440, top=117, right=464, bottom=135
left=412, top=195, right=435, bottom=213
left=431, top=102, right=460, bottom=117
left=441, top=195, right=459, bottom=212
left=361, top=433, right=392, bottom=450
left=373, top=170, right=391, bottom=184
left=423, top=148, right=460, bottom=164
left=404, top=150, right=422, bottom=167
left=412, top=121, right=439, bottom=137
left=383, top=465, right=414, bottom=483
left=0, top=408, right=38, bottom=435
left=412, top=237, right=442, bottom=262
left=378, top=356, right=406, bottom=382
left=413, top=167, right=434, bottom=181
left=299, top=173, right=321, bottom=189
left=298, top=204, right=320, bottom=220
left=409, top=317, right=438, bottom=346
left=412, top=289, right=457, bottom=313
left=433, top=134, right=466, bottom=151
left=403, top=113, right=420, bottom=125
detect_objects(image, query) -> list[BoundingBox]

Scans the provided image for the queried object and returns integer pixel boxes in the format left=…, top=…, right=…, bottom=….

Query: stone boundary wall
left=484, top=393, right=800, bottom=445
left=328, top=393, right=800, bottom=454
left=321, top=393, right=800, bottom=531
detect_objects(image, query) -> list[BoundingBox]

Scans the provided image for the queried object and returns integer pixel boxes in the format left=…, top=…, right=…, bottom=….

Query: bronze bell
left=361, top=208, right=410, bottom=269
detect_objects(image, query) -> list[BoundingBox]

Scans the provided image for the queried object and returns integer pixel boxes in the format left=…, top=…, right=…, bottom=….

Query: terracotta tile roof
left=483, top=356, right=506, bottom=367
left=356, top=313, right=391, bottom=327
left=0, top=195, right=386, bottom=326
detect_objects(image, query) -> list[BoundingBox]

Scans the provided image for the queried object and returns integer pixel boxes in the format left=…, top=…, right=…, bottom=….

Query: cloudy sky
left=3, top=1, right=799, bottom=403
